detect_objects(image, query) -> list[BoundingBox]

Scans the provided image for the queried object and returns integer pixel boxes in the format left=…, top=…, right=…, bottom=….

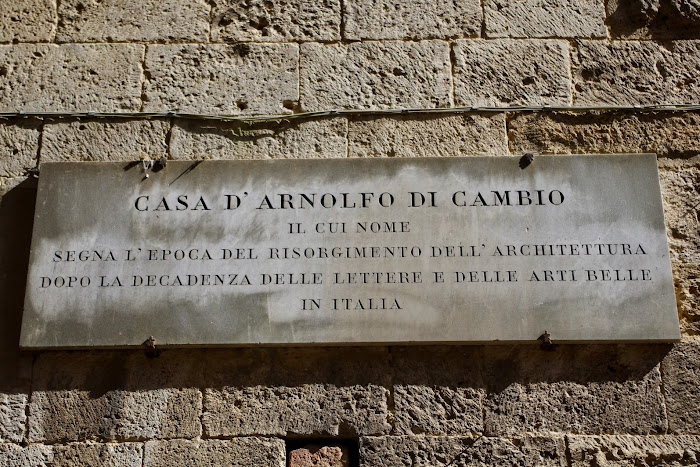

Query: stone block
left=508, top=110, right=700, bottom=158
left=300, top=41, right=452, bottom=111
left=568, top=434, right=700, bottom=465
left=28, top=350, right=204, bottom=442
left=348, top=113, right=507, bottom=157
left=51, top=442, right=143, bottom=467
left=572, top=40, right=700, bottom=105
left=663, top=341, right=700, bottom=433
left=673, top=266, right=700, bottom=335
left=484, top=0, right=606, bottom=38
left=343, top=0, right=480, bottom=40
left=394, top=385, right=483, bottom=435
left=0, top=0, right=55, bottom=43
left=289, top=445, right=349, bottom=467
left=211, top=0, right=340, bottom=42
left=41, top=119, right=169, bottom=162
left=0, top=44, right=143, bottom=112
left=606, top=0, right=700, bottom=39
left=359, top=435, right=567, bottom=466
left=203, top=347, right=391, bottom=437
left=204, top=385, right=389, bottom=437
left=144, top=44, right=298, bottom=115
left=658, top=156, right=700, bottom=266
left=482, top=345, right=668, bottom=435
left=0, top=444, right=52, bottom=466
left=453, top=39, right=571, bottom=107
left=56, top=0, right=210, bottom=42
left=0, top=393, right=27, bottom=443
left=669, top=0, right=700, bottom=21
left=144, top=438, right=285, bottom=467
left=170, top=117, right=347, bottom=160
left=391, top=346, right=484, bottom=435
left=0, top=118, right=41, bottom=178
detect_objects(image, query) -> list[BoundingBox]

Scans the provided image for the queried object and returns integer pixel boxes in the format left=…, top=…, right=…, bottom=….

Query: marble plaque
left=20, top=155, right=679, bottom=348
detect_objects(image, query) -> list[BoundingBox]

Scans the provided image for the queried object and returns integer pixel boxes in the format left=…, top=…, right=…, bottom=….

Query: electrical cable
left=1, top=104, right=699, bottom=123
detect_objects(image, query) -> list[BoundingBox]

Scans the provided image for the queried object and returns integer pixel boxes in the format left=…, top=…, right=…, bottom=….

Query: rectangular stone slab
left=20, top=155, right=680, bottom=348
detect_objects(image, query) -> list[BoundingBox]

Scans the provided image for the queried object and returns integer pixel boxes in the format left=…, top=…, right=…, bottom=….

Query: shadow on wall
left=0, top=178, right=36, bottom=394
left=606, top=0, right=700, bottom=39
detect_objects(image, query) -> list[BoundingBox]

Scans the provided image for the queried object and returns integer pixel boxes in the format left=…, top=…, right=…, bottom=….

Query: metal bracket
left=519, top=153, right=534, bottom=169
left=539, top=330, right=555, bottom=351
left=144, top=335, right=160, bottom=358
left=141, top=159, right=153, bottom=178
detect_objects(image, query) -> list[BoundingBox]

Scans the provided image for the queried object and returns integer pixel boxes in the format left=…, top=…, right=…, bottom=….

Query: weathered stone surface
left=0, top=0, right=55, bottom=43
left=144, top=44, right=298, bottom=115
left=573, top=40, right=700, bottom=105
left=394, top=385, right=483, bottom=435
left=670, top=0, right=700, bottom=21
left=0, top=444, right=52, bottom=466
left=300, top=41, right=452, bottom=111
left=56, top=0, right=209, bottom=42
left=289, top=445, right=349, bottom=467
left=0, top=393, right=27, bottom=443
left=359, top=435, right=567, bottom=466
left=170, top=117, right=347, bottom=160
left=204, top=385, right=389, bottom=437
left=211, top=0, right=340, bottom=42
left=144, top=438, right=285, bottom=467
left=203, top=347, right=391, bottom=437
left=0, top=119, right=41, bottom=178
left=51, top=442, right=143, bottom=467
left=485, top=0, right=606, bottom=38
left=658, top=158, right=700, bottom=309
left=606, top=0, right=700, bottom=39
left=343, top=0, right=480, bottom=40
left=348, top=113, right=507, bottom=157
left=0, top=44, right=143, bottom=112
left=659, top=157, right=700, bottom=335
left=29, top=350, right=204, bottom=442
left=673, top=266, right=700, bottom=335
left=663, top=341, right=700, bottom=433
left=568, top=434, right=700, bottom=466
left=483, top=345, right=668, bottom=435
left=509, top=111, right=700, bottom=158
left=453, top=40, right=571, bottom=107
left=391, top=346, right=484, bottom=435
left=41, top=119, right=169, bottom=162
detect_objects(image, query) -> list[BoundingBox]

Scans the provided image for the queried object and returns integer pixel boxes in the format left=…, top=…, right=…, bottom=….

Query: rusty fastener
left=144, top=335, right=160, bottom=358
left=153, top=157, right=167, bottom=172
left=539, top=330, right=555, bottom=351
left=519, top=153, right=534, bottom=169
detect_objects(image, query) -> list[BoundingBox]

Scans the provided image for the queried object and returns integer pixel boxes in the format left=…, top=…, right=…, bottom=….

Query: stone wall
left=1, top=1, right=700, bottom=465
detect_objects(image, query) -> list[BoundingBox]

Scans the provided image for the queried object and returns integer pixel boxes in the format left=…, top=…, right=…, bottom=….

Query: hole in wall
left=282, top=100, right=299, bottom=112
left=285, top=438, right=359, bottom=467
